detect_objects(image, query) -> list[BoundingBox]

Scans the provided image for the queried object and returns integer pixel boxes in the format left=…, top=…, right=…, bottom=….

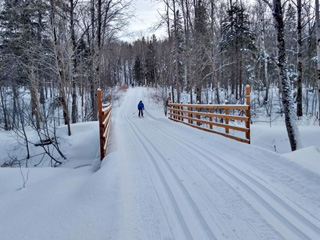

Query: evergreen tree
left=145, top=36, right=157, bottom=86
left=0, top=0, right=50, bottom=129
left=193, top=0, right=209, bottom=103
left=172, top=10, right=185, bottom=102
left=220, top=1, right=256, bottom=100
left=134, top=56, right=143, bottom=86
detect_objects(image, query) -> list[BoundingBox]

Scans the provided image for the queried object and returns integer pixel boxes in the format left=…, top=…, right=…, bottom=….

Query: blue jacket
left=138, top=102, right=144, bottom=110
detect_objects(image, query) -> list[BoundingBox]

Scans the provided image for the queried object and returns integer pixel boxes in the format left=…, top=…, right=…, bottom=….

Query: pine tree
left=220, top=1, right=256, bottom=100
left=134, top=56, right=143, bottom=86
left=172, top=10, right=185, bottom=103
left=193, top=0, right=209, bottom=103
left=0, top=0, right=49, bottom=129
left=145, top=36, right=157, bottom=86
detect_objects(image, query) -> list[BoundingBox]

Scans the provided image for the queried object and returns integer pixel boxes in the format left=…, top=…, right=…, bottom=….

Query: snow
left=251, top=124, right=320, bottom=154
left=284, top=146, right=320, bottom=175
left=1, top=87, right=320, bottom=240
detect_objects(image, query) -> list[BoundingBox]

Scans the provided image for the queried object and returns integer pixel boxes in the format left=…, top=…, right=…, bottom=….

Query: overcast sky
left=118, top=0, right=166, bottom=42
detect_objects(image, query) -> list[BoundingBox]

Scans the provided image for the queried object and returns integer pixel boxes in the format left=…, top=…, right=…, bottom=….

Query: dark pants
left=138, top=109, right=143, bottom=117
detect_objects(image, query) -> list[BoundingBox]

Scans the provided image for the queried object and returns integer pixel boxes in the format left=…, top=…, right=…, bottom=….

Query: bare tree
left=49, top=0, right=71, bottom=136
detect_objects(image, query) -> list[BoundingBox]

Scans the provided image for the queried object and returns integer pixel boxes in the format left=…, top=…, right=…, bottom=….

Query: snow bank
left=251, top=124, right=320, bottom=153
left=284, top=146, right=320, bottom=175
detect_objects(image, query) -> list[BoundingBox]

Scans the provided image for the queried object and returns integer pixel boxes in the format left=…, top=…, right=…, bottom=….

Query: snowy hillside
left=1, top=87, right=320, bottom=240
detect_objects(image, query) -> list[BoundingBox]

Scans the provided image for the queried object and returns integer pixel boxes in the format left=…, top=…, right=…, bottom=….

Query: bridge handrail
left=167, top=85, right=251, bottom=144
left=97, top=89, right=112, bottom=160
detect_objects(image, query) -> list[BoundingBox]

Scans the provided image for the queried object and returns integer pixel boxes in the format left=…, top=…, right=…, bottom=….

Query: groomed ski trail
left=111, top=87, right=320, bottom=240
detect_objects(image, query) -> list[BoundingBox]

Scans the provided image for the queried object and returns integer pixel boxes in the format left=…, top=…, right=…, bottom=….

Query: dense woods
left=0, top=0, right=319, bottom=153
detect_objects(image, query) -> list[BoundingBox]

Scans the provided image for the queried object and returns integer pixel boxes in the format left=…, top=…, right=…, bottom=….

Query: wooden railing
left=168, top=85, right=251, bottom=144
left=97, top=89, right=112, bottom=160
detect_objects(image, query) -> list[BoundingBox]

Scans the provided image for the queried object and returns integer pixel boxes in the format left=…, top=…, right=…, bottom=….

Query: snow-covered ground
left=1, top=87, right=320, bottom=240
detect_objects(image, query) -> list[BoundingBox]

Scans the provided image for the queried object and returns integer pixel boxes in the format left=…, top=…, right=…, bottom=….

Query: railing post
left=97, top=89, right=104, bottom=160
left=177, top=102, right=180, bottom=121
left=188, top=102, right=191, bottom=123
left=180, top=102, right=184, bottom=122
left=168, top=93, right=172, bottom=118
left=209, top=101, right=213, bottom=129
left=245, top=85, right=251, bottom=143
left=225, top=100, right=229, bottom=134
left=197, top=101, right=200, bottom=126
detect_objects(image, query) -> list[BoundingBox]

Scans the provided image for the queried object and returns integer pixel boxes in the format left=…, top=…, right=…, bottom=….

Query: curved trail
left=112, top=87, right=320, bottom=240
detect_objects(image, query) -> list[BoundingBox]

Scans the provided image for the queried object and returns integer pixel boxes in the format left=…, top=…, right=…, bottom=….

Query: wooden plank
left=98, top=89, right=113, bottom=160
left=103, top=116, right=111, bottom=138
left=167, top=109, right=249, bottom=121
left=103, top=111, right=112, bottom=128
left=102, top=106, right=111, bottom=115
left=102, top=103, right=111, bottom=108
left=104, top=120, right=111, bottom=150
left=168, top=103, right=249, bottom=110
left=169, top=117, right=250, bottom=144
left=169, top=113, right=249, bottom=133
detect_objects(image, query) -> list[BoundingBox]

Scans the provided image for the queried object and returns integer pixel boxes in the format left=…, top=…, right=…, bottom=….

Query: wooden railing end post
left=245, top=85, right=251, bottom=143
left=97, top=89, right=104, bottom=160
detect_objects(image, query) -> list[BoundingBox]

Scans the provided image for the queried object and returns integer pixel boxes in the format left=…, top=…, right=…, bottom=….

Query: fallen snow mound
left=284, top=146, right=320, bottom=175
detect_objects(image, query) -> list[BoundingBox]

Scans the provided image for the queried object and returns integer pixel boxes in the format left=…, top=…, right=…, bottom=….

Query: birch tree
left=264, top=0, right=302, bottom=151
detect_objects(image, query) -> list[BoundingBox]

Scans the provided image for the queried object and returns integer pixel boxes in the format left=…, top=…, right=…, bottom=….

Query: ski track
left=125, top=112, right=216, bottom=240
left=144, top=114, right=320, bottom=239
left=114, top=88, right=320, bottom=240
left=153, top=112, right=320, bottom=216
left=125, top=115, right=192, bottom=239
left=148, top=113, right=320, bottom=219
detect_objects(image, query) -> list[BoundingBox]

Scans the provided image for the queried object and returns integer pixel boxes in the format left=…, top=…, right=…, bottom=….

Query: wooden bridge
left=97, top=85, right=251, bottom=160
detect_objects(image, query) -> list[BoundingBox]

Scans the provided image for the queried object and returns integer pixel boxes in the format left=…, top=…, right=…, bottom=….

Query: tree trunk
left=272, top=0, right=302, bottom=151
left=196, top=85, right=202, bottom=103
left=70, top=0, right=78, bottom=124
left=50, top=0, right=71, bottom=136
left=296, top=0, right=303, bottom=117
left=316, top=0, right=320, bottom=125
left=259, top=0, right=269, bottom=104
left=0, top=87, right=10, bottom=130
left=29, top=67, right=41, bottom=130
left=12, top=84, right=18, bottom=127
left=90, top=0, right=98, bottom=121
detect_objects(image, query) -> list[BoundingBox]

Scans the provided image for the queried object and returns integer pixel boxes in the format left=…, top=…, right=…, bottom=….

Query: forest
left=0, top=0, right=319, bottom=158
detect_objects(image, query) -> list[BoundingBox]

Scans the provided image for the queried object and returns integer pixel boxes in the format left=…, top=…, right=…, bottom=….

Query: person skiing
left=138, top=100, right=144, bottom=118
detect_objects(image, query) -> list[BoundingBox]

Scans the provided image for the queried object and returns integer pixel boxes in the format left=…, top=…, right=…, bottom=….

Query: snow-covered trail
left=2, top=87, right=320, bottom=240
left=112, top=87, right=320, bottom=240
